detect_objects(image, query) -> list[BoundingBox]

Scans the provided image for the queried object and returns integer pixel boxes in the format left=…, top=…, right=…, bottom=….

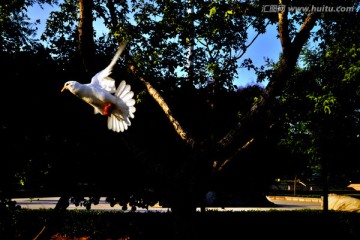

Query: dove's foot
left=103, top=104, right=114, bottom=116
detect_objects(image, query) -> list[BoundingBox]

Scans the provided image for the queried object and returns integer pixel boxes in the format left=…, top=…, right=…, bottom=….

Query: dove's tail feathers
left=108, top=80, right=135, bottom=133
left=115, top=80, right=136, bottom=118
left=108, top=115, right=129, bottom=133
left=129, top=106, right=136, bottom=118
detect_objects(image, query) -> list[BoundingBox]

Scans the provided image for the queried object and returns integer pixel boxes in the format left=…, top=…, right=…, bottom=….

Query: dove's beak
left=61, top=86, right=67, bottom=92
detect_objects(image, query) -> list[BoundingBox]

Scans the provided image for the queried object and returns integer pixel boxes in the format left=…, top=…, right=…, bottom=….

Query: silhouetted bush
left=1, top=209, right=360, bottom=240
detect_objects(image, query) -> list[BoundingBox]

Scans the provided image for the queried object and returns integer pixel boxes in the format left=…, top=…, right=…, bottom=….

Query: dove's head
left=61, top=81, right=80, bottom=94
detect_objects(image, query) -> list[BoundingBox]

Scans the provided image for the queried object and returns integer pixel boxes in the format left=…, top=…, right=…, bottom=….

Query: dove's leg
left=103, top=104, right=114, bottom=116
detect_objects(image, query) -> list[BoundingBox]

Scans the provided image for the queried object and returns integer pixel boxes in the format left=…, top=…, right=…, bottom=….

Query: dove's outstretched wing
left=90, top=40, right=129, bottom=93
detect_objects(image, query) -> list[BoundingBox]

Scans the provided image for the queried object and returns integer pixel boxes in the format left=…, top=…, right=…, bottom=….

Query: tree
left=0, top=0, right=47, bottom=53
left=279, top=8, right=360, bottom=184
left=43, top=1, right=319, bottom=238
left=266, top=2, right=360, bottom=210
left=78, top=0, right=95, bottom=75
left=0, top=0, right=60, bottom=194
left=2, top=0, right=360, bottom=239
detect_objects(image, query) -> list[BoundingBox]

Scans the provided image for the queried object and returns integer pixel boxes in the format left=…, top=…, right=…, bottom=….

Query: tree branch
left=106, top=0, right=118, bottom=32
left=292, top=12, right=318, bottom=59
left=278, top=0, right=291, bottom=53
left=235, top=20, right=271, bottom=61
left=215, top=4, right=319, bottom=166
left=122, top=52, right=197, bottom=148
left=215, top=138, right=254, bottom=172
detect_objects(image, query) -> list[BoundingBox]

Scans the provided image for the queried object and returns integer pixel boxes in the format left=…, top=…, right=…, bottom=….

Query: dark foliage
left=1, top=209, right=360, bottom=240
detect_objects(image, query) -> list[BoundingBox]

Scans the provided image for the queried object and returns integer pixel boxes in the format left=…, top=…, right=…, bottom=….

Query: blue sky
left=236, top=24, right=281, bottom=87
left=28, top=3, right=282, bottom=88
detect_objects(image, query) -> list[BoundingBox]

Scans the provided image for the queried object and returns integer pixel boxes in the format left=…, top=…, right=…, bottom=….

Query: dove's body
left=62, top=42, right=136, bottom=132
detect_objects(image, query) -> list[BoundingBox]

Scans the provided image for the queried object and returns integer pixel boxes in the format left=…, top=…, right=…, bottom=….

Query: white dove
left=61, top=41, right=136, bottom=133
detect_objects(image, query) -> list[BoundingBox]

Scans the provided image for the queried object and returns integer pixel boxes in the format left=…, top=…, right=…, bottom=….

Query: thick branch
left=106, top=0, right=118, bottom=32
left=216, top=8, right=319, bottom=162
left=215, top=138, right=254, bottom=172
left=292, top=12, right=318, bottom=58
left=123, top=52, right=197, bottom=148
left=278, top=0, right=291, bottom=53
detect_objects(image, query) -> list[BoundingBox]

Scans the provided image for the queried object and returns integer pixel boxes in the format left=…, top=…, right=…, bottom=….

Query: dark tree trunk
left=34, top=1, right=97, bottom=238
left=170, top=192, right=197, bottom=240
left=78, top=0, right=95, bottom=76
left=33, top=195, right=70, bottom=239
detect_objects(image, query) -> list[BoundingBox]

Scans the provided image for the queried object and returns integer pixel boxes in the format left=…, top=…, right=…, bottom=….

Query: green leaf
left=209, top=6, right=217, bottom=17
left=225, top=10, right=233, bottom=17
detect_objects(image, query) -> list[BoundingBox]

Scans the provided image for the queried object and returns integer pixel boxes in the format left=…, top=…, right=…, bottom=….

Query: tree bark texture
left=78, top=0, right=95, bottom=75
